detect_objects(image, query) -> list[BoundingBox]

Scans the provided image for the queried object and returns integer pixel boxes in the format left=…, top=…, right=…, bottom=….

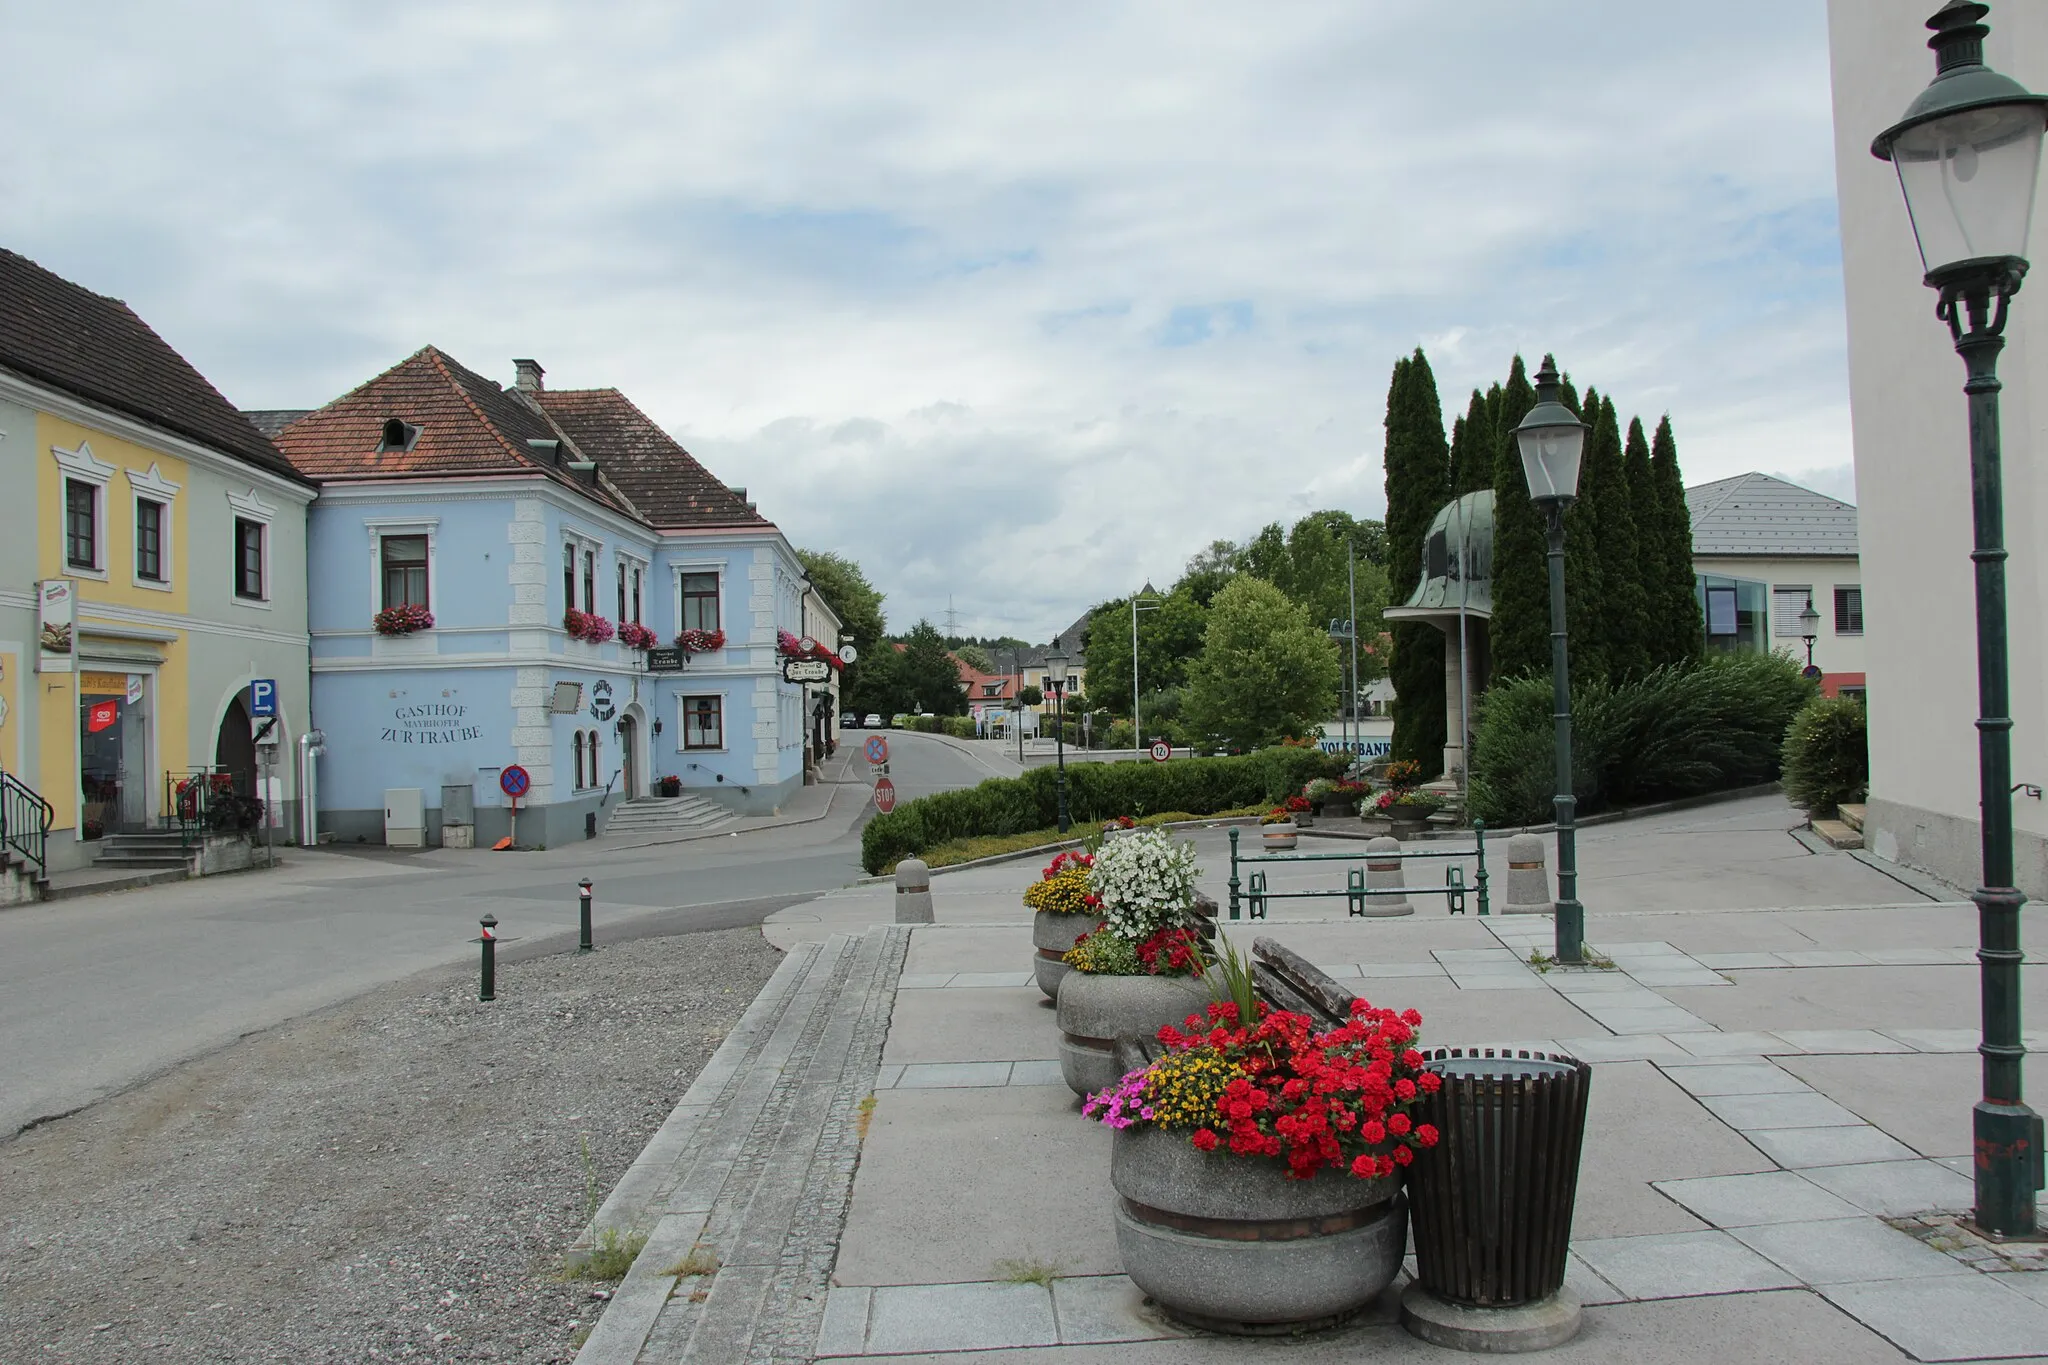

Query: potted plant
left=1303, top=777, right=1338, bottom=816
left=676, top=627, right=726, bottom=655
left=1377, top=789, right=1444, bottom=839
left=1283, top=793, right=1312, bottom=828
left=1023, top=849, right=1102, bottom=999
left=618, top=621, right=658, bottom=651
left=1321, top=779, right=1368, bottom=820
left=373, top=603, right=434, bottom=636
left=1085, top=960, right=1440, bottom=1333
left=1259, top=807, right=1298, bottom=851
left=1101, top=815, right=1138, bottom=839
left=563, top=609, right=616, bottom=645
left=1055, top=829, right=1211, bottom=1097
left=657, top=774, right=682, bottom=798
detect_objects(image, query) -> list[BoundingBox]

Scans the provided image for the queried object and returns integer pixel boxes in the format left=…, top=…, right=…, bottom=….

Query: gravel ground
left=0, top=927, right=784, bottom=1363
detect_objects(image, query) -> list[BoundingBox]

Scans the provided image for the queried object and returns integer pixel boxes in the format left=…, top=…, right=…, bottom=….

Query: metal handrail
left=1228, top=822, right=1490, bottom=919
left=1, top=768, right=54, bottom=874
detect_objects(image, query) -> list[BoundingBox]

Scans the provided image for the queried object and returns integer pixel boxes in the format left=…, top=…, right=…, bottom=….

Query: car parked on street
left=841, top=713, right=860, bottom=729
left=865, top=713, right=883, bottom=728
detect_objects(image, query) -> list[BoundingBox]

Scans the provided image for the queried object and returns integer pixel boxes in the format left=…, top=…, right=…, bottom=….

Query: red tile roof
left=0, top=247, right=302, bottom=482
left=536, top=388, right=771, bottom=531
left=270, top=347, right=640, bottom=516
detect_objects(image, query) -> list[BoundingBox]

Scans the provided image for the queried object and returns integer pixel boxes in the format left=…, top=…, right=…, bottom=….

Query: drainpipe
left=298, top=729, right=326, bottom=847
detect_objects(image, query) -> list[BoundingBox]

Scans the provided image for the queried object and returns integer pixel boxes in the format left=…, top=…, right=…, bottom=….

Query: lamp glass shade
left=1890, top=102, right=2046, bottom=273
left=1516, top=421, right=1586, bottom=504
left=1799, top=601, right=1820, bottom=637
left=1044, top=648, right=1069, bottom=673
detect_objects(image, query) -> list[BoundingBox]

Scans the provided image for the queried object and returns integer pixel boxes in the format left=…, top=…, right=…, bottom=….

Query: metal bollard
left=479, top=914, right=499, bottom=1001
left=895, top=858, right=934, bottom=924
left=1361, top=836, right=1415, bottom=917
left=1503, top=834, right=1552, bottom=915
left=578, top=878, right=595, bottom=953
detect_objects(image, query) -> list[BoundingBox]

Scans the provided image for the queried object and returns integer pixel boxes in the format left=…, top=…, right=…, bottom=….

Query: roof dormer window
left=378, top=417, right=421, bottom=452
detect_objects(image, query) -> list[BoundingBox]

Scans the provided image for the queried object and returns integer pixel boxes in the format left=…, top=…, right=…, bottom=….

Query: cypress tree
left=1487, top=356, right=1549, bottom=683
left=1649, top=415, right=1704, bottom=666
left=1560, top=384, right=1607, bottom=690
left=1454, top=389, right=1493, bottom=494
left=1622, top=416, right=1662, bottom=671
left=1583, top=395, right=1648, bottom=681
left=1383, top=349, right=1451, bottom=775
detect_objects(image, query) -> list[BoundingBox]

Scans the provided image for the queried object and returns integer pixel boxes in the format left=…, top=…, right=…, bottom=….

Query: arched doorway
left=619, top=713, right=640, bottom=799
left=215, top=693, right=257, bottom=797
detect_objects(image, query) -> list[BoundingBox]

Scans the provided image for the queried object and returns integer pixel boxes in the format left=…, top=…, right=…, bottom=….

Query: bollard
left=1361, top=836, right=1415, bottom=916
left=1503, top=834, right=1552, bottom=915
left=479, top=914, right=499, bottom=1001
left=895, top=858, right=934, bottom=924
left=578, top=878, right=594, bottom=953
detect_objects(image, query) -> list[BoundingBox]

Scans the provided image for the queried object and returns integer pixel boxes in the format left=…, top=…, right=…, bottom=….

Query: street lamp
left=1514, top=354, right=1591, bottom=967
left=1327, top=521, right=1361, bottom=762
left=1872, top=0, right=2047, bottom=1238
left=1799, top=595, right=1822, bottom=680
left=1132, top=593, right=1161, bottom=755
left=1045, top=646, right=1072, bottom=832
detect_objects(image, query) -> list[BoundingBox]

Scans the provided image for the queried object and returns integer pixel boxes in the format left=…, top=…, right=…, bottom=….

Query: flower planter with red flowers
left=675, top=628, right=726, bottom=655
left=1056, top=942, right=1212, bottom=1097
left=563, top=610, right=616, bottom=645
left=617, top=621, right=658, bottom=651
left=373, top=603, right=434, bottom=636
left=1086, top=996, right=1440, bottom=1334
left=1021, top=849, right=1101, bottom=999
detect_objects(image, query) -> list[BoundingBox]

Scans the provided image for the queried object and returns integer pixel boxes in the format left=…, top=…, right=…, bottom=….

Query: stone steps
left=1811, top=818, right=1865, bottom=850
left=1837, top=803, right=1866, bottom=833
left=604, top=796, right=735, bottom=837
left=573, top=924, right=910, bottom=1364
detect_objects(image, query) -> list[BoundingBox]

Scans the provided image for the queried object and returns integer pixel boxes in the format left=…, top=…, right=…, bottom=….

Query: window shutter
left=1770, top=588, right=1811, bottom=638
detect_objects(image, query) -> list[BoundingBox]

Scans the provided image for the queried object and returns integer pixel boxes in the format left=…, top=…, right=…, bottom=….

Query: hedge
left=860, top=745, right=1344, bottom=873
left=1781, top=694, right=1868, bottom=818
left=1468, top=651, right=1817, bottom=827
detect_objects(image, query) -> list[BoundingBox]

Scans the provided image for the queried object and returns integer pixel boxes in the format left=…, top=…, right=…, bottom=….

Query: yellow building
left=0, top=249, right=313, bottom=878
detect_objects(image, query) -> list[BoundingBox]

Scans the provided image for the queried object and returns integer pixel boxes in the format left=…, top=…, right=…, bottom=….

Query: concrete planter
left=1260, top=823, right=1298, bottom=851
left=1032, top=910, right=1102, bottom=999
left=1111, top=1125, right=1407, bottom=1334
left=1057, top=970, right=1212, bottom=1098
left=1322, top=799, right=1358, bottom=820
left=195, top=831, right=259, bottom=875
left=1359, top=815, right=1393, bottom=836
left=1389, top=817, right=1429, bottom=840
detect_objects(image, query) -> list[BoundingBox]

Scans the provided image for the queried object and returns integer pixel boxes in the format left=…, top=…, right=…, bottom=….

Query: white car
left=864, top=713, right=883, bottom=728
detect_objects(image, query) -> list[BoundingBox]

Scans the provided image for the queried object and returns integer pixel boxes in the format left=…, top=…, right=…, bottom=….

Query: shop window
left=682, top=572, right=720, bottom=632
left=683, top=695, right=723, bottom=750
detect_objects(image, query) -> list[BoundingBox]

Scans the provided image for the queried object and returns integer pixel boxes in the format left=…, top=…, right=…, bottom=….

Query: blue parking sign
left=250, top=679, right=278, bottom=718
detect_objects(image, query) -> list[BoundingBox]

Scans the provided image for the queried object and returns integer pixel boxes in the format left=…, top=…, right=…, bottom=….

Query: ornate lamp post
left=1513, top=355, right=1591, bottom=966
left=1799, top=595, right=1823, bottom=681
left=1045, top=646, right=1073, bottom=833
left=1131, top=593, right=1161, bottom=755
left=1872, top=0, right=2047, bottom=1238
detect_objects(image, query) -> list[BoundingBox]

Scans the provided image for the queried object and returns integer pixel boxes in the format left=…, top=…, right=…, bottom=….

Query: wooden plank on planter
left=1251, top=937, right=1360, bottom=1025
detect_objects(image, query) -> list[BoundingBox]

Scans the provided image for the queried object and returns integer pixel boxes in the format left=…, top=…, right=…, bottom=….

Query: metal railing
left=165, top=768, right=262, bottom=851
left=1227, top=823, right=1490, bottom=919
left=1, top=769, right=54, bottom=874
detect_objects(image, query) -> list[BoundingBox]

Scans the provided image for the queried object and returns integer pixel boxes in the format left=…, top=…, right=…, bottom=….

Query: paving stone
left=1771, top=1029, right=1913, bottom=1055
left=1658, top=1063, right=1812, bottom=1097
left=815, top=1286, right=871, bottom=1356
left=1562, top=1252, right=1629, bottom=1306
left=1629, top=969, right=1731, bottom=988
left=1700, top=1091, right=1868, bottom=1131
left=1356, top=962, right=1446, bottom=978
left=1437, top=948, right=1526, bottom=962
left=1581, top=1007, right=1717, bottom=1035
left=1570, top=1230, right=1802, bottom=1299
left=1818, top=1275, right=2048, bottom=1362
left=1862, top=948, right=1968, bottom=967
left=1774, top=950, right=1873, bottom=968
left=897, top=973, right=954, bottom=989
left=1555, top=1035, right=1697, bottom=1064
left=1452, top=974, right=1551, bottom=991
left=1800, top=1159, right=1977, bottom=1216
left=1673, top=1031, right=1801, bottom=1058
left=948, top=971, right=1034, bottom=989
left=876, top=1064, right=905, bottom=1090
left=1547, top=972, right=1657, bottom=994
left=896, top=1061, right=1015, bottom=1089
left=1744, top=1125, right=1920, bottom=1170
left=1007, top=1059, right=1066, bottom=1087
left=1596, top=941, right=1688, bottom=959
left=1693, top=953, right=1787, bottom=970
left=864, top=1281, right=1060, bottom=1354
left=1654, top=1171, right=1865, bottom=1227
left=1312, top=962, right=1364, bottom=978
left=1050, top=1275, right=1172, bottom=1345
left=1731, top=1216, right=1972, bottom=1285
left=1880, top=1027, right=1979, bottom=1053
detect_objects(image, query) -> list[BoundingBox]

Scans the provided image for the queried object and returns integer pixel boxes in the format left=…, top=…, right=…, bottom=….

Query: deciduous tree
left=1183, top=577, right=1341, bottom=751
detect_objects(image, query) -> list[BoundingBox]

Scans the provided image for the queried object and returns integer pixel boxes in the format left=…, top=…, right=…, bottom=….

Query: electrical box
left=384, top=787, right=425, bottom=848
left=440, top=783, right=475, bottom=849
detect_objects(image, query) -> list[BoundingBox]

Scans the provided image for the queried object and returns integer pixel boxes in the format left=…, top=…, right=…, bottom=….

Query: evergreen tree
left=1649, top=415, right=1704, bottom=666
left=1382, top=350, right=1451, bottom=775
left=1559, top=385, right=1607, bottom=690
left=1454, top=389, right=1493, bottom=494
left=1487, top=356, right=1549, bottom=683
left=1583, top=395, right=1649, bottom=682
left=1622, top=415, right=1661, bottom=676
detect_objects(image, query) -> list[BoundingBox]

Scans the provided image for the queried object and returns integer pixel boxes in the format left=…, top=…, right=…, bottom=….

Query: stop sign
left=873, top=777, right=898, bottom=814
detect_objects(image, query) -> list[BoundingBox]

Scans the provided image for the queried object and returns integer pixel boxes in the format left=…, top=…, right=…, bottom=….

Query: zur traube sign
left=781, top=658, right=832, bottom=684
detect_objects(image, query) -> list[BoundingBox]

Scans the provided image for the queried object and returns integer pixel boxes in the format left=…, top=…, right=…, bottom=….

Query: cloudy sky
left=1, top=1, right=1855, bottom=640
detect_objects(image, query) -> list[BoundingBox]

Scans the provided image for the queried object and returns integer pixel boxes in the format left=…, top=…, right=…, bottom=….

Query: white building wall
left=1691, top=554, right=1868, bottom=681
left=1828, top=0, right=2048, bottom=890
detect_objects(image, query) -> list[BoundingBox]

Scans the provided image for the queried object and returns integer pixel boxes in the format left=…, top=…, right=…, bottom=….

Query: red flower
left=1387, top=1112, right=1412, bottom=1136
left=1192, top=1128, right=1219, bottom=1152
left=1393, top=1144, right=1415, bottom=1167
left=1414, top=1123, right=1439, bottom=1148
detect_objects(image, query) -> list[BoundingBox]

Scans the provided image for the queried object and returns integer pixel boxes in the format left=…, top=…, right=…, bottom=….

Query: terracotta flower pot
left=1032, top=910, right=1101, bottom=999
left=1056, top=970, right=1212, bottom=1098
left=1111, top=1124, right=1407, bottom=1334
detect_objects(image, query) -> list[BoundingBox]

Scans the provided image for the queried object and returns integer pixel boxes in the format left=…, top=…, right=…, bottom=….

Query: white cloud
left=0, top=0, right=1853, bottom=639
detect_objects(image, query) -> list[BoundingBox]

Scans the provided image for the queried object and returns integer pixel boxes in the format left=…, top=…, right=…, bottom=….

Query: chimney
left=513, top=358, right=545, bottom=394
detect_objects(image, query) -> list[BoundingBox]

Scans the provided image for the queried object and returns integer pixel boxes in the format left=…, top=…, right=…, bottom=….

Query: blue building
left=263, top=349, right=822, bottom=847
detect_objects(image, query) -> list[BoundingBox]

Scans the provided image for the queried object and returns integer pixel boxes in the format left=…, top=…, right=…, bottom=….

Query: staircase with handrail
left=1, top=768, right=54, bottom=905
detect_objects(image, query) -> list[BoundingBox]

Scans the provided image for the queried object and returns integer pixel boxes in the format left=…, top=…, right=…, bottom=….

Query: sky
left=0, top=1, right=1856, bottom=641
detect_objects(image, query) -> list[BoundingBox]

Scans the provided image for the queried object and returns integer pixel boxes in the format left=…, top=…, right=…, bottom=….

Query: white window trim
left=54, top=441, right=116, bottom=580
left=228, top=487, right=277, bottom=608
left=679, top=692, right=727, bottom=752
left=615, top=550, right=650, bottom=625
left=364, top=517, right=440, bottom=622
left=125, top=463, right=181, bottom=593
left=1770, top=585, right=1813, bottom=639
left=674, top=562, right=724, bottom=636
left=1834, top=583, right=1866, bottom=637
left=562, top=528, right=605, bottom=621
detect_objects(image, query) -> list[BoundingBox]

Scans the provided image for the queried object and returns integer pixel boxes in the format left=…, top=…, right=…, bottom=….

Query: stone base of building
left=1864, top=796, right=2048, bottom=899
left=700, top=771, right=802, bottom=818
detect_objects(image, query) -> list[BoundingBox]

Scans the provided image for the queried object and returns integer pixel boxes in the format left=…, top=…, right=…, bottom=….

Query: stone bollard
left=895, top=858, right=934, bottom=924
left=1361, top=836, right=1415, bottom=917
left=1503, top=834, right=1552, bottom=915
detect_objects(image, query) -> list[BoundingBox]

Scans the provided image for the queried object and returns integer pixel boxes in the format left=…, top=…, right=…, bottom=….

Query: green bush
left=942, top=715, right=977, bottom=739
left=1468, top=651, right=1816, bottom=827
left=1781, top=694, right=1868, bottom=817
left=1104, top=719, right=1136, bottom=750
left=860, top=746, right=1344, bottom=873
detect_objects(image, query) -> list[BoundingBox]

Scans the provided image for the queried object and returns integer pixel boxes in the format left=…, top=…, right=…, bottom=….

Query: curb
left=857, top=816, right=1265, bottom=883
left=1296, top=782, right=1787, bottom=843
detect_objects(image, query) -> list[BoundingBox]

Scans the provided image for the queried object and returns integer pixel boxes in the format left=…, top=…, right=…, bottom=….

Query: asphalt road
left=0, top=730, right=1003, bottom=1140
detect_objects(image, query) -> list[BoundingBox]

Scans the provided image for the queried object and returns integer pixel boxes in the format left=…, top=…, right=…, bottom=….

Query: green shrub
left=1468, top=652, right=1815, bottom=827
left=1781, top=694, right=1868, bottom=817
left=942, top=715, right=977, bottom=739
left=1103, top=719, right=1136, bottom=750
left=860, top=746, right=1343, bottom=873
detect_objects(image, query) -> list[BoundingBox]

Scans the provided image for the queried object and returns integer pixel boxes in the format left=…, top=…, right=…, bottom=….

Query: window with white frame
left=126, top=462, right=180, bottom=590
left=53, top=442, right=116, bottom=577
left=1770, top=587, right=1814, bottom=639
left=573, top=730, right=586, bottom=788
left=680, top=570, right=720, bottom=632
left=562, top=531, right=603, bottom=616
left=616, top=554, right=648, bottom=625
left=227, top=487, right=277, bottom=605
left=682, top=695, right=723, bottom=750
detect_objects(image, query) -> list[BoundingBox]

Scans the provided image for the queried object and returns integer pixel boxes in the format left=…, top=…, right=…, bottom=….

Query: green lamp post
left=1872, top=0, right=2047, bottom=1237
left=1513, top=356, right=1591, bottom=966
left=1045, top=646, right=1073, bottom=833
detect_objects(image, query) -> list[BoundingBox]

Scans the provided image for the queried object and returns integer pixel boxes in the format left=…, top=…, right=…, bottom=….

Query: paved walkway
left=586, top=795, right=2048, bottom=1362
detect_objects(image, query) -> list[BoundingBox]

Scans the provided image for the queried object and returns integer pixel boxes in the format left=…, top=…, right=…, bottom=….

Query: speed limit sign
left=1149, top=740, right=1172, bottom=762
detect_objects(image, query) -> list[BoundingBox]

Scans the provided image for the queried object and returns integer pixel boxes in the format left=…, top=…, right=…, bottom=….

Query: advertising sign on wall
left=37, top=579, right=75, bottom=673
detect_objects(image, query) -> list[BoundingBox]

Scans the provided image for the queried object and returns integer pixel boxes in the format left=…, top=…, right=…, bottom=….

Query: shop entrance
left=79, top=671, right=150, bottom=838
left=214, top=694, right=258, bottom=800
